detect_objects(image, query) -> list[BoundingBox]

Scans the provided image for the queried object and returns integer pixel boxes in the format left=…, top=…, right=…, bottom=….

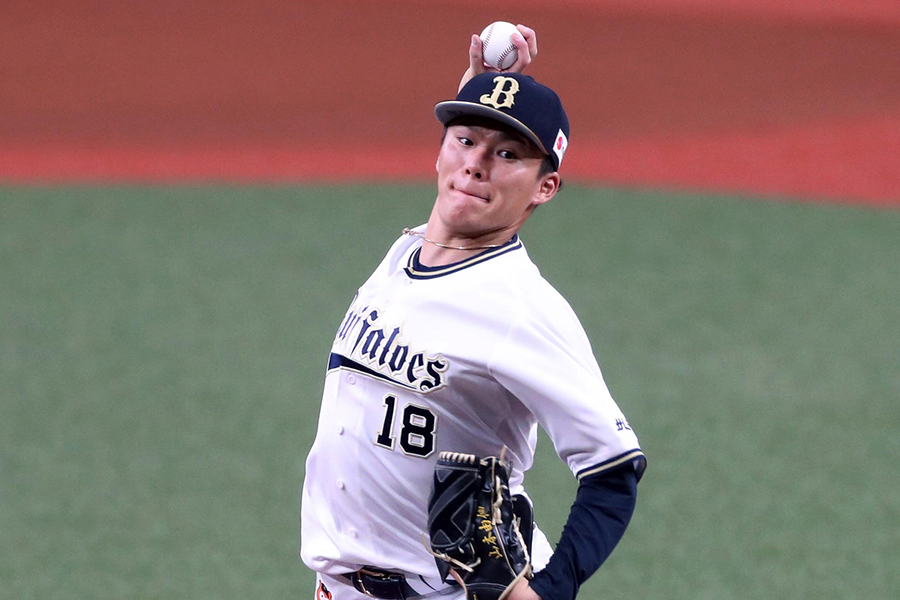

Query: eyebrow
left=497, top=130, right=530, bottom=146
left=455, top=124, right=531, bottom=148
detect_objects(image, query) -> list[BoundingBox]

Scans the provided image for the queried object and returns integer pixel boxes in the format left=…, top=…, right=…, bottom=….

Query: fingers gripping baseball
left=458, top=24, right=538, bottom=92
left=511, top=25, right=538, bottom=71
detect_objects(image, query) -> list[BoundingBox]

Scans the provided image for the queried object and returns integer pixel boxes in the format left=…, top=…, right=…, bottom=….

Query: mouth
left=451, top=184, right=490, bottom=202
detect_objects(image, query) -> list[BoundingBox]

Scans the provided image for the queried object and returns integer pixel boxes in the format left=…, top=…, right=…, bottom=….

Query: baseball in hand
left=480, top=21, right=519, bottom=71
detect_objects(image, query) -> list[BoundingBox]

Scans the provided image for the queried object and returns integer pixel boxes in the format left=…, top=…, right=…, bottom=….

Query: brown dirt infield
left=1, top=0, right=898, bottom=204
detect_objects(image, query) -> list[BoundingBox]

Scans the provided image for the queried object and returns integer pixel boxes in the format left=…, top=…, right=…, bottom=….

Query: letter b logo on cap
left=479, top=76, right=520, bottom=109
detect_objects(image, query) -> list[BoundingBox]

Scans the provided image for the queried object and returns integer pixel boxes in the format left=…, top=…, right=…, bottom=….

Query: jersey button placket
left=336, top=375, right=353, bottom=437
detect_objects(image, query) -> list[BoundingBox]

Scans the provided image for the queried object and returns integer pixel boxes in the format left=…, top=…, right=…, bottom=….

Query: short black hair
left=538, top=154, right=556, bottom=178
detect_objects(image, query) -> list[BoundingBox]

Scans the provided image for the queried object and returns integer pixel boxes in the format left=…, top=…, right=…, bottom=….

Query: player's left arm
left=458, top=24, right=538, bottom=92
left=495, top=465, right=639, bottom=600
left=489, top=296, right=646, bottom=600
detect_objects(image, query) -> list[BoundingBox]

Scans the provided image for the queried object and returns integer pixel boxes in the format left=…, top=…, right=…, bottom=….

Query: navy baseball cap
left=435, top=72, right=570, bottom=170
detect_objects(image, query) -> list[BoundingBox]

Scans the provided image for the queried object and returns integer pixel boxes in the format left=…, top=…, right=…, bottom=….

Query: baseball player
left=301, top=26, right=645, bottom=600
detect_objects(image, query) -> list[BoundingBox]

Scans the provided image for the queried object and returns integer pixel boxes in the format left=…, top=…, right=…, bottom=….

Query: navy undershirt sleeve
left=528, top=465, right=639, bottom=600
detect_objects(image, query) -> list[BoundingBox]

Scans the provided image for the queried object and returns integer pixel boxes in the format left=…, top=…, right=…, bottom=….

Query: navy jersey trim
left=404, top=235, right=522, bottom=279
left=577, top=450, right=647, bottom=483
left=327, top=352, right=418, bottom=391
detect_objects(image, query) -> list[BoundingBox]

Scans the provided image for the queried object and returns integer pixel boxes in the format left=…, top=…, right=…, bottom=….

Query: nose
left=464, top=148, right=489, bottom=180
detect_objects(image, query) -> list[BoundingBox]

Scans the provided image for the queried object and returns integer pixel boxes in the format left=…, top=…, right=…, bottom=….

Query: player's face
left=433, top=123, right=559, bottom=244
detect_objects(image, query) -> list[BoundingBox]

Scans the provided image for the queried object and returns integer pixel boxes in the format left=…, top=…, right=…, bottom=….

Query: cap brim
left=434, top=101, right=549, bottom=155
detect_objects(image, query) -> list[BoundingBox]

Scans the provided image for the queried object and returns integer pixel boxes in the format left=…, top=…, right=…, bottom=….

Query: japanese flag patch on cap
left=553, top=129, right=568, bottom=168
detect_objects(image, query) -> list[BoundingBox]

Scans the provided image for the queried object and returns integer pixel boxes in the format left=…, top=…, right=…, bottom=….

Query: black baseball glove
left=427, top=451, right=533, bottom=600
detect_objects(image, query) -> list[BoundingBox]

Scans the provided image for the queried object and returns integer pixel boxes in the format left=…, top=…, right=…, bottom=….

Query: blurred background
left=2, top=1, right=898, bottom=599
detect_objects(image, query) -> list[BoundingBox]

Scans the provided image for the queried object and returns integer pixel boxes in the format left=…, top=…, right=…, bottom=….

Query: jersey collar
left=404, top=235, right=522, bottom=279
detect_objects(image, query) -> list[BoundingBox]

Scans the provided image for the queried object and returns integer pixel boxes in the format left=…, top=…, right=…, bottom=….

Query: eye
left=498, top=149, right=518, bottom=160
left=457, top=137, right=474, bottom=146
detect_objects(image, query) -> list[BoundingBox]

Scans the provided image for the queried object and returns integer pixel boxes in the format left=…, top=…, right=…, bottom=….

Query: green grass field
left=2, top=185, right=898, bottom=599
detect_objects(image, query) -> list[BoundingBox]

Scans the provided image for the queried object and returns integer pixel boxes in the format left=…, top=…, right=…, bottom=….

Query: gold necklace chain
left=402, top=228, right=506, bottom=251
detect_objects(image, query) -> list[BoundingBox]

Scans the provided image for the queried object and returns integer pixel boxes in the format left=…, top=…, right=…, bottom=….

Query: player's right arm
left=458, top=24, right=538, bottom=92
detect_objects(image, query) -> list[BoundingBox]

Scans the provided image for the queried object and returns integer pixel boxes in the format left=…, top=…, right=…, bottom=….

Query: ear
left=435, top=154, right=441, bottom=173
left=532, top=172, right=560, bottom=207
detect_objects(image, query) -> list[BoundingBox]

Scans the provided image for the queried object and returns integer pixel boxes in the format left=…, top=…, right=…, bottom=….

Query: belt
left=340, top=567, right=444, bottom=600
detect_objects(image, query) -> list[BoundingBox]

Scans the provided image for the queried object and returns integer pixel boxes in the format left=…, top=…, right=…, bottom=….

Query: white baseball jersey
left=301, top=226, right=644, bottom=583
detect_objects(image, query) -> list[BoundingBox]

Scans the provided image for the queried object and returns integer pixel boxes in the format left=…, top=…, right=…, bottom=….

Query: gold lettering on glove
left=476, top=506, right=503, bottom=560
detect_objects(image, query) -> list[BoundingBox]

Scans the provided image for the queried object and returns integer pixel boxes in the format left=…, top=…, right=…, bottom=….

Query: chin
left=439, top=211, right=485, bottom=237
left=440, top=195, right=480, bottom=219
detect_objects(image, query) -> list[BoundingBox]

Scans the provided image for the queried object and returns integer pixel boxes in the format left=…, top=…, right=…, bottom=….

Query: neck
left=414, top=203, right=528, bottom=266
left=409, top=227, right=514, bottom=267
left=419, top=241, right=482, bottom=267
